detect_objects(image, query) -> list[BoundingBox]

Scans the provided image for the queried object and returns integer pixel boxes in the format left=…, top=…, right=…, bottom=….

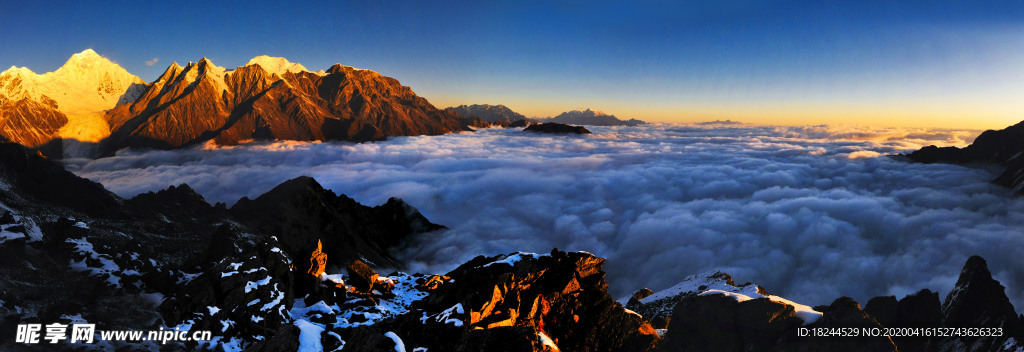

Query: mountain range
left=538, top=108, right=646, bottom=126
left=447, top=104, right=646, bottom=126
left=445, top=104, right=528, bottom=124
left=0, top=50, right=478, bottom=157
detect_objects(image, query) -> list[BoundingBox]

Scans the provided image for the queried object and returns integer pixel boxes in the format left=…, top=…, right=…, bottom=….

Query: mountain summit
left=244, top=55, right=315, bottom=76
left=0, top=49, right=144, bottom=146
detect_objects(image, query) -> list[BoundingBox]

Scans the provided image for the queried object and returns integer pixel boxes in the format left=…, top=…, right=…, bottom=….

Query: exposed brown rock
left=416, top=274, right=451, bottom=291
left=392, top=250, right=660, bottom=352
left=346, top=259, right=378, bottom=293
left=308, top=240, right=327, bottom=278
left=103, top=61, right=473, bottom=153
left=0, top=95, right=67, bottom=147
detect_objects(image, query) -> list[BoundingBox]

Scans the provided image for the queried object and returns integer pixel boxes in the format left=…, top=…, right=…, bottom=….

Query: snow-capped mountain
left=245, top=55, right=323, bottom=76
left=1, top=51, right=484, bottom=157
left=0, top=49, right=144, bottom=144
left=103, top=56, right=470, bottom=152
left=446, top=104, right=529, bottom=123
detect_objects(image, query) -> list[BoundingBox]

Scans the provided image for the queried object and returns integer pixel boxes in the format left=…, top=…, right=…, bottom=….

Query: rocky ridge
left=906, top=120, right=1024, bottom=194
left=103, top=58, right=472, bottom=153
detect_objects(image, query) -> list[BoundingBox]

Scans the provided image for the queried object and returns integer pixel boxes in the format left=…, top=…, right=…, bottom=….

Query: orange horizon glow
left=426, top=96, right=1022, bottom=131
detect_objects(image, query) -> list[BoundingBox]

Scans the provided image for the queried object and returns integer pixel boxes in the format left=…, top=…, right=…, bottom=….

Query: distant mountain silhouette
left=906, top=120, right=1024, bottom=194
left=537, top=108, right=645, bottom=126
left=446, top=104, right=528, bottom=123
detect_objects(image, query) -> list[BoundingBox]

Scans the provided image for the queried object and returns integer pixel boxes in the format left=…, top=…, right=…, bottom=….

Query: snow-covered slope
left=625, top=270, right=823, bottom=325
left=244, top=55, right=313, bottom=77
left=0, top=49, right=144, bottom=142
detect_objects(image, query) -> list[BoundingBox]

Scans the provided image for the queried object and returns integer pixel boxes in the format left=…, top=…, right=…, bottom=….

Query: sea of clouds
left=63, top=123, right=1024, bottom=309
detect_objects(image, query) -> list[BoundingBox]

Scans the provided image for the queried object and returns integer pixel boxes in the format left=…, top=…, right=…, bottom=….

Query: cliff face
left=0, top=95, right=67, bottom=147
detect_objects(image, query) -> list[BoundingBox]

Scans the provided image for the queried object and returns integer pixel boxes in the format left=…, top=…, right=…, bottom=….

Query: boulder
left=346, top=259, right=379, bottom=293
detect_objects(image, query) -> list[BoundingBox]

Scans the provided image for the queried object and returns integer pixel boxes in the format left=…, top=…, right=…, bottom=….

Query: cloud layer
left=64, top=124, right=1024, bottom=309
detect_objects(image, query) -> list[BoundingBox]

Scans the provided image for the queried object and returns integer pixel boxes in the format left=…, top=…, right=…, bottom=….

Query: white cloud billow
left=64, top=123, right=1024, bottom=309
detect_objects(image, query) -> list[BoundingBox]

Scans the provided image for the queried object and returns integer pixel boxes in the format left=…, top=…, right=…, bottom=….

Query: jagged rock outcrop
left=524, top=122, right=591, bottom=134
left=125, top=183, right=225, bottom=223
left=906, top=120, right=1024, bottom=194
left=446, top=104, right=529, bottom=123
left=345, top=259, right=379, bottom=293
left=228, top=176, right=445, bottom=269
left=537, top=108, right=645, bottom=126
left=932, top=255, right=1024, bottom=352
left=626, top=270, right=768, bottom=329
left=377, top=250, right=661, bottom=352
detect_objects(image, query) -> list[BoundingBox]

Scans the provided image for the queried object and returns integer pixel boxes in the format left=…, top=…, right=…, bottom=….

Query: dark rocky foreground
left=1, top=141, right=1022, bottom=351
left=906, top=120, right=1024, bottom=194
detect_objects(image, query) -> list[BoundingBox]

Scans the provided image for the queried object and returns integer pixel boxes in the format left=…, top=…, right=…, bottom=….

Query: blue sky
left=2, top=1, right=1024, bottom=128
